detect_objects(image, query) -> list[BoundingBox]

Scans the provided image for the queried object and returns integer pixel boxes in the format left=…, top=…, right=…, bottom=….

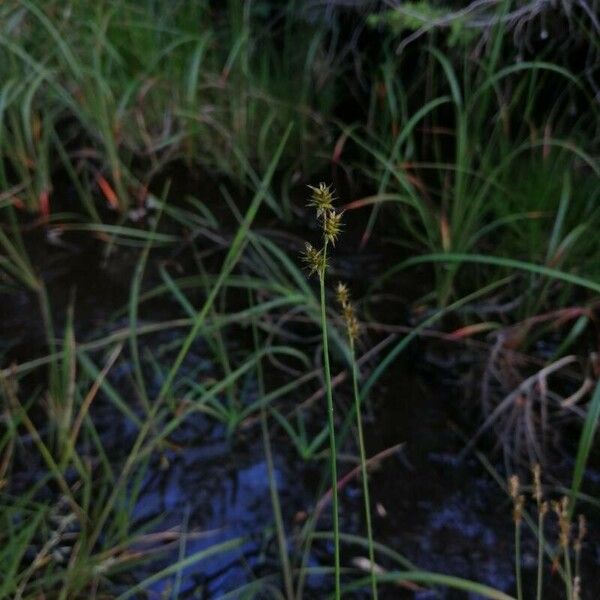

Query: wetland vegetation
left=1, top=1, right=600, bottom=598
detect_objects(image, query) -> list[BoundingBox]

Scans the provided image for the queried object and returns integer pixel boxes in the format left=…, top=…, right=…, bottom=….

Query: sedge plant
left=336, top=282, right=378, bottom=599
left=509, top=475, right=524, bottom=600
left=532, top=464, right=548, bottom=600
left=554, top=496, right=573, bottom=600
left=301, top=182, right=342, bottom=599
left=507, top=467, right=589, bottom=600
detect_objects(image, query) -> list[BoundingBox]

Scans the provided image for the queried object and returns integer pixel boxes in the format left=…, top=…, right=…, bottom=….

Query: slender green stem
left=575, top=543, right=581, bottom=596
left=536, top=510, right=544, bottom=600
left=260, top=399, right=294, bottom=600
left=319, top=241, right=340, bottom=599
left=564, top=547, right=573, bottom=600
left=350, top=338, right=378, bottom=600
left=574, top=551, right=581, bottom=600
left=514, top=521, right=522, bottom=600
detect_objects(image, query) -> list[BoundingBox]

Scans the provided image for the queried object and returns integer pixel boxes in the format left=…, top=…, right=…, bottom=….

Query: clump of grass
left=507, top=466, right=589, bottom=600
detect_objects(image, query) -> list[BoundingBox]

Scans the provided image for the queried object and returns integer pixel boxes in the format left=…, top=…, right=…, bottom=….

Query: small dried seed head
left=509, top=475, right=520, bottom=501
left=336, top=282, right=350, bottom=307
left=343, top=302, right=360, bottom=341
left=575, top=514, right=587, bottom=552
left=323, top=209, right=343, bottom=246
left=301, top=242, right=326, bottom=278
left=540, top=500, right=549, bottom=518
left=308, top=182, right=335, bottom=217
left=513, top=495, right=525, bottom=524
left=336, top=281, right=359, bottom=341
left=532, top=464, right=543, bottom=505
left=553, top=496, right=571, bottom=549
left=573, top=576, right=581, bottom=600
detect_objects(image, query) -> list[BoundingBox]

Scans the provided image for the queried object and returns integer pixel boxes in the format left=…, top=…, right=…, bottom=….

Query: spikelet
left=301, top=183, right=342, bottom=278
left=307, top=182, right=335, bottom=217
left=343, top=303, right=360, bottom=341
left=575, top=514, right=587, bottom=553
left=509, top=475, right=524, bottom=524
left=336, top=281, right=359, bottom=341
left=573, top=576, right=581, bottom=600
left=336, top=282, right=350, bottom=306
left=553, top=496, right=571, bottom=549
left=301, top=242, right=326, bottom=277
left=323, top=209, right=343, bottom=246
left=509, top=475, right=520, bottom=501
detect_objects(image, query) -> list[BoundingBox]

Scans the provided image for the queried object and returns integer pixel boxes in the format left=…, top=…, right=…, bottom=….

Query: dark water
left=2, top=223, right=599, bottom=599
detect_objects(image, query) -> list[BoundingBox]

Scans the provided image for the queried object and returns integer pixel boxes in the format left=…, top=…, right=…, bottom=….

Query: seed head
left=308, top=182, right=335, bottom=217
left=343, top=303, right=360, bottom=341
left=573, top=576, right=581, bottom=600
left=323, top=209, right=343, bottom=246
left=508, top=475, right=524, bottom=524
left=513, top=495, right=525, bottom=524
left=301, top=242, right=326, bottom=278
left=575, top=514, right=587, bottom=553
left=336, top=282, right=350, bottom=307
left=553, top=496, right=571, bottom=549
left=336, top=281, right=359, bottom=341
left=508, top=475, right=520, bottom=501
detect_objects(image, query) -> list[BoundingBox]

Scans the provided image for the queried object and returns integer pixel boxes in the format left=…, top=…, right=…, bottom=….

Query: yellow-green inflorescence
left=301, top=242, right=327, bottom=277
left=336, top=282, right=359, bottom=341
left=301, top=183, right=344, bottom=278
left=307, top=182, right=335, bottom=217
left=324, top=209, right=343, bottom=246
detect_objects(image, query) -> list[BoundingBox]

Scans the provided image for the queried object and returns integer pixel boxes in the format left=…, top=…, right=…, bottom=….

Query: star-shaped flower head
left=323, top=209, right=343, bottom=246
left=307, top=182, right=335, bottom=218
left=301, top=242, right=326, bottom=277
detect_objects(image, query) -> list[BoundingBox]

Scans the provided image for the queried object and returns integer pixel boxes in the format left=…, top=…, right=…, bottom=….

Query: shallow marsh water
left=2, top=217, right=599, bottom=599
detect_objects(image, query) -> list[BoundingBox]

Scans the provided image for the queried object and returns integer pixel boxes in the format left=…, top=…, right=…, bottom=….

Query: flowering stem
left=564, top=547, right=573, bottom=600
left=319, top=240, right=341, bottom=599
left=536, top=509, right=544, bottom=600
left=350, top=337, right=378, bottom=600
left=515, top=520, right=523, bottom=600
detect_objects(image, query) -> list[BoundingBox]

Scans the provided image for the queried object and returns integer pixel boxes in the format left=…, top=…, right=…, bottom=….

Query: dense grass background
left=1, top=1, right=600, bottom=598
